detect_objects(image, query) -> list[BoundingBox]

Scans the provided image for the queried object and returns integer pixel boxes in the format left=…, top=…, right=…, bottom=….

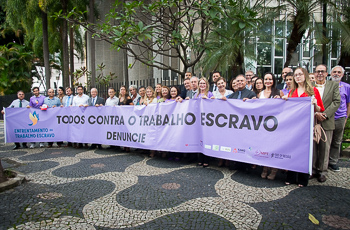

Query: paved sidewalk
left=0, top=125, right=350, bottom=229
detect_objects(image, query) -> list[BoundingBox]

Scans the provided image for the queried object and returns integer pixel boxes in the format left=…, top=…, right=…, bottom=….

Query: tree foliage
left=0, top=43, right=34, bottom=95
left=198, top=0, right=280, bottom=76
left=62, top=0, right=242, bottom=77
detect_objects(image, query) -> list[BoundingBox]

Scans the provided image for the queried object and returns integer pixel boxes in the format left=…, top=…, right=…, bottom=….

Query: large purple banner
left=4, top=98, right=313, bottom=173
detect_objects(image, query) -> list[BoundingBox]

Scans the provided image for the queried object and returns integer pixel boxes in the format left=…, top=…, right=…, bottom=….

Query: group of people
left=2, top=64, right=349, bottom=187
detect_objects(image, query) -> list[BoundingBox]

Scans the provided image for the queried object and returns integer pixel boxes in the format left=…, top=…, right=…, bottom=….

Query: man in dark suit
left=277, top=67, right=293, bottom=90
left=227, top=75, right=256, bottom=100
left=180, top=77, right=192, bottom=99
left=209, top=71, right=221, bottom=93
left=87, top=88, right=105, bottom=107
left=186, top=76, right=199, bottom=99
left=87, top=88, right=105, bottom=149
left=313, top=64, right=341, bottom=182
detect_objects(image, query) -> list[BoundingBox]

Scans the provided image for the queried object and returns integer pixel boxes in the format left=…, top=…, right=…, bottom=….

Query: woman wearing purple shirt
left=195, top=78, right=213, bottom=99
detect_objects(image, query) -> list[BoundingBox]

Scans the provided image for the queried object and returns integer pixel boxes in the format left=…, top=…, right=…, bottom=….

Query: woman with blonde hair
left=144, top=86, right=157, bottom=105
left=283, top=67, right=324, bottom=187
left=195, top=77, right=213, bottom=99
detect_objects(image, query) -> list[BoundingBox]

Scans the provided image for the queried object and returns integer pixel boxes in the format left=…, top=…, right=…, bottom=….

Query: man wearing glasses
left=244, top=70, right=254, bottom=90
left=328, top=66, right=350, bottom=172
left=313, top=64, right=340, bottom=182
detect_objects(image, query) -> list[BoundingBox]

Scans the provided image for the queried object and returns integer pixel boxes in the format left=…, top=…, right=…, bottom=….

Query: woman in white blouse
left=211, top=77, right=233, bottom=100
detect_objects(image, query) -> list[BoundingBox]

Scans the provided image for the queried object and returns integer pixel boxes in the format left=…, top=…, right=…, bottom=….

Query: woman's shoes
left=203, top=164, right=209, bottom=168
left=267, top=168, right=278, bottom=180
left=197, top=163, right=203, bottom=167
left=261, top=167, right=268, bottom=179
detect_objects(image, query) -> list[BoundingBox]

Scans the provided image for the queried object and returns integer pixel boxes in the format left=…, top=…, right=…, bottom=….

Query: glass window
left=257, top=43, right=271, bottom=65
left=275, top=39, right=284, bottom=56
left=275, top=58, right=283, bottom=75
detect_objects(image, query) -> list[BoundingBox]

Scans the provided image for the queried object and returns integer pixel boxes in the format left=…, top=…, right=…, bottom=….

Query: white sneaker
left=39, top=143, right=44, bottom=148
left=30, top=144, right=35, bottom=149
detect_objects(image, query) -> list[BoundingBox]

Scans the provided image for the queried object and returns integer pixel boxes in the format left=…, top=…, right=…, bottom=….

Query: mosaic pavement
left=0, top=124, right=350, bottom=229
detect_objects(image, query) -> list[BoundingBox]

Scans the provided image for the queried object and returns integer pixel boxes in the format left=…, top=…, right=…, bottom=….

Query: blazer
left=62, top=95, right=74, bottom=107
left=320, top=80, right=341, bottom=130
left=87, top=96, right=105, bottom=106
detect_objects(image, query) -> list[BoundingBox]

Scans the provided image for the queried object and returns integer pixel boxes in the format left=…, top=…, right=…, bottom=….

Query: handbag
left=313, top=120, right=327, bottom=144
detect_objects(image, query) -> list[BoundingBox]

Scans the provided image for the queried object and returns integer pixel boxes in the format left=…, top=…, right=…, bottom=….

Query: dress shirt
left=63, top=95, right=73, bottom=107
left=105, top=96, right=119, bottom=106
left=335, top=81, right=350, bottom=119
left=44, top=97, right=61, bottom=108
left=315, top=81, right=326, bottom=99
left=9, top=99, right=29, bottom=108
left=72, top=94, right=89, bottom=106
left=29, top=95, right=45, bottom=108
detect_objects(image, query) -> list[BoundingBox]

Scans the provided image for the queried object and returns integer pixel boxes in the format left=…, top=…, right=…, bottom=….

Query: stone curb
left=0, top=170, right=26, bottom=193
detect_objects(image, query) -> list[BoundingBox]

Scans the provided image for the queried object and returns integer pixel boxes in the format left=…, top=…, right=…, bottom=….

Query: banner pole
left=309, top=103, right=314, bottom=175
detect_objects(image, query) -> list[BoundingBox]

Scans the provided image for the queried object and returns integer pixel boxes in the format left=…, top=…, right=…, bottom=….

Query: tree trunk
left=284, top=14, right=306, bottom=67
left=42, top=11, right=51, bottom=91
left=70, top=23, right=74, bottom=88
left=61, top=0, right=70, bottom=88
left=88, top=0, right=96, bottom=88
left=0, top=160, right=6, bottom=183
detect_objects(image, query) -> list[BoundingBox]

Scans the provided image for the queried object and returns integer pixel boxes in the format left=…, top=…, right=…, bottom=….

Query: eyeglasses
left=316, top=70, right=326, bottom=74
left=294, top=73, right=304, bottom=77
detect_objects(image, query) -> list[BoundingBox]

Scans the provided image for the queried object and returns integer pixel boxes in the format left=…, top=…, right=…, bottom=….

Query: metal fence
left=96, top=78, right=185, bottom=100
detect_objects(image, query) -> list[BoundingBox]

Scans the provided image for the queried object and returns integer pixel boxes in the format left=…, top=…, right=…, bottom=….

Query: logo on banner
left=212, top=145, right=219, bottom=151
left=28, top=111, right=39, bottom=126
left=232, top=148, right=238, bottom=153
left=204, top=145, right=211, bottom=150
left=271, top=153, right=291, bottom=159
left=254, top=150, right=269, bottom=158
left=220, top=146, right=231, bottom=152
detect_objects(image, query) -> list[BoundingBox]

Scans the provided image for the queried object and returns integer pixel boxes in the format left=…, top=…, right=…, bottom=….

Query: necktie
left=66, top=96, right=70, bottom=107
left=192, top=91, right=196, bottom=98
left=238, top=91, right=242, bottom=99
left=214, top=85, right=216, bottom=91
left=92, top=98, right=95, bottom=105
left=19, top=100, right=22, bottom=108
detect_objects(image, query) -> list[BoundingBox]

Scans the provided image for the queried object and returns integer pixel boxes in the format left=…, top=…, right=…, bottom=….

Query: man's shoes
left=329, top=164, right=340, bottom=172
left=317, top=175, right=327, bottom=183
left=47, top=145, right=52, bottom=148
left=39, top=143, right=44, bottom=148
left=29, top=144, right=35, bottom=149
left=89, top=145, right=96, bottom=150
left=13, top=145, right=20, bottom=150
left=97, top=145, right=103, bottom=150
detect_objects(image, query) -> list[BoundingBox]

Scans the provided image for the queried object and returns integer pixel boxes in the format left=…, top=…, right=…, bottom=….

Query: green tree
left=3, top=0, right=87, bottom=88
left=61, top=0, right=229, bottom=78
left=198, top=0, right=279, bottom=77
left=0, top=43, right=34, bottom=95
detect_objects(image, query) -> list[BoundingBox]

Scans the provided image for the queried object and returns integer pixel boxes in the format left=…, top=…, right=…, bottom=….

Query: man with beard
left=328, top=66, right=350, bottom=172
left=209, top=71, right=221, bottom=92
